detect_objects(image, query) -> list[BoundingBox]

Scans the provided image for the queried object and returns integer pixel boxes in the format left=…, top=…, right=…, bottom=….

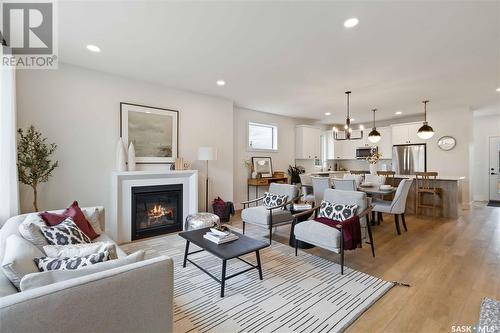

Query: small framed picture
left=120, top=103, right=179, bottom=164
left=252, top=157, right=273, bottom=178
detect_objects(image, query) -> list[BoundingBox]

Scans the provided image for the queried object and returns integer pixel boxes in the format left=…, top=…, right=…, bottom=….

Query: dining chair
left=311, top=177, right=331, bottom=206
left=343, top=174, right=363, bottom=187
left=299, top=174, right=315, bottom=203
left=377, top=171, right=396, bottom=186
left=372, top=178, right=413, bottom=235
left=332, top=178, right=357, bottom=191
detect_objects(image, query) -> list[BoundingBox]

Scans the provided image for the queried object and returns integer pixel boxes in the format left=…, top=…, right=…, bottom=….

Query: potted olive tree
left=17, top=126, right=59, bottom=211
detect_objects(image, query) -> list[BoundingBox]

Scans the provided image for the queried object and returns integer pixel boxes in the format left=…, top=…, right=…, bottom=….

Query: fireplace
left=131, top=184, right=183, bottom=240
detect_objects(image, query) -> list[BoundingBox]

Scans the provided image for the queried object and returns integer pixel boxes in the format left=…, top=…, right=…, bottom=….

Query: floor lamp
left=198, top=147, right=217, bottom=212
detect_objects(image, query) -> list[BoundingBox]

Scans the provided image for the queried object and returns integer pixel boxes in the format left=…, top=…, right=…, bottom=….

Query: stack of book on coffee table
left=203, top=228, right=239, bottom=244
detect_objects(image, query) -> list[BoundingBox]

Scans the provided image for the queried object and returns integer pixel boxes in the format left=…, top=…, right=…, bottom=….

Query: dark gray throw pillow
left=34, top=251, right=110, bottom=271
left=40, top=218, right=91, bottom=245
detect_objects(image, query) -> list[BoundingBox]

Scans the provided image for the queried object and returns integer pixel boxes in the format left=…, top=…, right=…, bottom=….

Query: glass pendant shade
left=417, top=100, right=434, bottom=140
left=368, top=129, right=381, bottom=143
left=417, top=122, right=435, bottom=139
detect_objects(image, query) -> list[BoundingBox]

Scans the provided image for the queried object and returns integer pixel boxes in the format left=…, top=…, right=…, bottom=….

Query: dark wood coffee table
left=178, top=227, right=269, bottom=297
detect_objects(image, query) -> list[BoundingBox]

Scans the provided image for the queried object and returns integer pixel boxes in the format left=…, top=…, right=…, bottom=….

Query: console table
left=247, top=177, right=288, bottom=205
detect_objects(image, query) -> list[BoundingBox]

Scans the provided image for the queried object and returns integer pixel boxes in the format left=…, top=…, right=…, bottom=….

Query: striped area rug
left=122, top=231, right=393, bottom=333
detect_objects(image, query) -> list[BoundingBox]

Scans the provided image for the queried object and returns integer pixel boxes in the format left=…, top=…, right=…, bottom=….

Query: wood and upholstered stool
left=415, top=172, right=442, bottom=217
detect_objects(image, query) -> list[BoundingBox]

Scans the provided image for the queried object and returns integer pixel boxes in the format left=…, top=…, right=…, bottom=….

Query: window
left=248, top=122, right=278, bottom=151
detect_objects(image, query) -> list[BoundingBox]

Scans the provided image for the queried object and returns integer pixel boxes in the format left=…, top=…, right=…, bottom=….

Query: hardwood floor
left=230, top=202, right=500, bottom=332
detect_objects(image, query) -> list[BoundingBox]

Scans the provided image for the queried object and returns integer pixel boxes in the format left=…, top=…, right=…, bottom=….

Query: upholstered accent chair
left=241, top=183, right=299, bottom=243
left=372, top=178, right=413, bottom=234
left=292, top=189, right=374, bottom=274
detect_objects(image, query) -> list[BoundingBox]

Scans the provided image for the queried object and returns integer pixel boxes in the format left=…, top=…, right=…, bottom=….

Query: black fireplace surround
left=131, top=184, right=183, bottom=240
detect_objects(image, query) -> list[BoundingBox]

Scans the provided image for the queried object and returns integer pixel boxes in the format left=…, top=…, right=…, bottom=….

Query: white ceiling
left=58, top=1, right=499, bottom=124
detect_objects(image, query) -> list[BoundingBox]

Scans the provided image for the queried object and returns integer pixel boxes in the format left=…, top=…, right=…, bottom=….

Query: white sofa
left=0, top=207, right=174, bottom=333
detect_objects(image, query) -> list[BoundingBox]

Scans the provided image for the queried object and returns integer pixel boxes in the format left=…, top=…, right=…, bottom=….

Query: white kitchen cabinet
left=295, top=125, right=321, bottom=159
left=378, top=127, right=392, bottom=159
left=322, top=130, right=335, bottom=160
left=391, top=122, right=424, bottom=145
left=333, top=137, right=343, bottom=159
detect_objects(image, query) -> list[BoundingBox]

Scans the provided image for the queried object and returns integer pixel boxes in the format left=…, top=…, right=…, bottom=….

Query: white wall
left=233, top=107, right=314, bottom=209
left=16, top=64, right=234, bottom=214
left=472, top=111, right=500, bottom=201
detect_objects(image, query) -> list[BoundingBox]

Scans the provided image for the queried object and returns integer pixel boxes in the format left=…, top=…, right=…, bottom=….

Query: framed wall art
left=120, top=102, right=179, bottom=164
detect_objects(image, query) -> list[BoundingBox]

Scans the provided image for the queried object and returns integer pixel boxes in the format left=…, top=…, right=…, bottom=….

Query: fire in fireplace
left=131, top=184, right=183, bottom=240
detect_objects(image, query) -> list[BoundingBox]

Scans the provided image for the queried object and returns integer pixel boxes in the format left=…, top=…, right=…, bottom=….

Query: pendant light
left=417, top=100, right=435, bottom=140
left=368, top=108, right=381, bottom=143
left=344, top=91, right=352, bottom=140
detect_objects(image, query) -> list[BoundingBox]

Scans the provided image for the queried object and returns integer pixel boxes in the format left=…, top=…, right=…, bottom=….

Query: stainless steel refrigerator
left=392, top=144, right=426, bottom=175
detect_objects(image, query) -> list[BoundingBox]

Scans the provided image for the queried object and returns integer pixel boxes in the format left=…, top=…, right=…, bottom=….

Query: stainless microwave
left=356, top=146, right=378, bottom=159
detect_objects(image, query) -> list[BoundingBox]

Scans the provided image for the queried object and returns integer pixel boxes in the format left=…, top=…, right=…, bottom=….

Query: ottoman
left=185, top=213, right=220, bottom=230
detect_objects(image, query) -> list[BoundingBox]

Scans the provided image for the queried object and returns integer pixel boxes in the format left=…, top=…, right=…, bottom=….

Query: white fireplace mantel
left=109, top=170, right=198, bottom=244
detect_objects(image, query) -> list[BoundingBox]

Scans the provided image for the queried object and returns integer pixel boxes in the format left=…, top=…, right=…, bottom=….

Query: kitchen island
left=391, top=175, right=468, bottom=219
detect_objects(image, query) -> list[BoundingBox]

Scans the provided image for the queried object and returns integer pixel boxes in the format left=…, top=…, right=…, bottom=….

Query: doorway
left=489, top=137, right=500, bottom=203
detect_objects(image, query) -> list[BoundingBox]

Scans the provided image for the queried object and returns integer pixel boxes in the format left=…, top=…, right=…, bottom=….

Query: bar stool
left=415, top=172, right=442, bottom=216
left=377, top=171, right=396, bottom=187
left=350, top=170, right=370, bottom=176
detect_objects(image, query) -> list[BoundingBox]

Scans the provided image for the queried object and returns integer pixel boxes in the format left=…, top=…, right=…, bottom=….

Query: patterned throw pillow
left=318, top=201, right=358, bottom=222
left=262, top=192, right=288, bottom=208
left=40, top=218, right=91, bottom=245
left=34, top=251, right=110, bottom=271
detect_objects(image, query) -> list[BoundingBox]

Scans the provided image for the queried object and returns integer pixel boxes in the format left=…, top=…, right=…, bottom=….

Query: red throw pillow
left=39, top=201, right=99, bottom=240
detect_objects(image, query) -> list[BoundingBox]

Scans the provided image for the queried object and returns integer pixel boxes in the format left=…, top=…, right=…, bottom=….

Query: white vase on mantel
left=369, top=163, right=379, bottom=175
left=116, top=138, right=127, bottom=172
left=128, top=142, right=136, bottom=171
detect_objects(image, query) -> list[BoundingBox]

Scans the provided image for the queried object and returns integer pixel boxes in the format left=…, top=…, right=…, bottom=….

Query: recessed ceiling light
left=395, top=111, right=403, bottom=115
left=216, top=80, right=226, bottom=86
left=324, top=112, right=331, bottom=116
left=344, top=18, right=359, bottom=28
left=86, top=44, right=100, bottom=52
left=496, top=87, right=500, bottom=92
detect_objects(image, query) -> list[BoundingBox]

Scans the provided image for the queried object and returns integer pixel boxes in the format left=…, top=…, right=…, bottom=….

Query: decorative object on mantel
left=366, top=151, right=382, bottom=175
left=127, top=142, right=136, bottom=171
left=252, top=157, right=273, bottom=178
left=437, top=136, right=456, bottom=151
left=17, top=126, right=59, bottom=211
left=333, top=91, right=364, bottom=141
left=198, top=147, right=218, bottom=212
left=175, top=157, right=184, bottom=170
left=120, top=102, right=179, bottom=164
left=244, top=160, right=256, bottom=179
left=116, top=138, right=127, bottom=172
left=287, top=165, right=305, bottom=184
left=417, top=100, right=435, bottom=140
left=368, top=108, right=381, bottom=143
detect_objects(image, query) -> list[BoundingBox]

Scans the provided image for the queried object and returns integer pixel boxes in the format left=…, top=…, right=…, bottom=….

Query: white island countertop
left=393, top=174, right=466, bottom=181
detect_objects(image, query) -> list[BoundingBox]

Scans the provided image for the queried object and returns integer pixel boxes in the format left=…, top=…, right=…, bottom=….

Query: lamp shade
left=198, top=147, right=217, bottom=161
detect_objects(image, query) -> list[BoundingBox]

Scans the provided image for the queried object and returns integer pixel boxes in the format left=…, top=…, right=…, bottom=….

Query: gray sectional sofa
left=0, top=207, right=173, bottom=333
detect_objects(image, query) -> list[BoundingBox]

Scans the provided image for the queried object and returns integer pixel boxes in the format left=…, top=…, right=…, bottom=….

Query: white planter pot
left=369, top=163, right=379, bottom=175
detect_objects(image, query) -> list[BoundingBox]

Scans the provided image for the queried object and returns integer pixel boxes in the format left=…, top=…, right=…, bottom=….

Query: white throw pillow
left=43, top=242, right=118, bottom=260
left=20, top=250, right=146, bottom=291
left=83, top=207, right=103, bottom=235
left=1, top=234, right=44, bottom=289
left=18, top=213, right=49, bottom=250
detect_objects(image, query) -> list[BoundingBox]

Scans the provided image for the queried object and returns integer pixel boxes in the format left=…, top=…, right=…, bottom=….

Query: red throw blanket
left=314, top=215, right=362, bottom=250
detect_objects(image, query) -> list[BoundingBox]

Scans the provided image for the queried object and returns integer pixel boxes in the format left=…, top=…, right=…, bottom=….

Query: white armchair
left=292, top=189, right=374, bottom=274
left=241, top=183, right=299, bottom=243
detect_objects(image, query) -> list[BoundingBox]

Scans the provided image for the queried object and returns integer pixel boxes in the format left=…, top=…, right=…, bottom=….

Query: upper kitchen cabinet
left=295, top=125, right=321, bottom=159
left=378, top=127, right=392, bottom=159
left=391, top=122, right=425, bottom=145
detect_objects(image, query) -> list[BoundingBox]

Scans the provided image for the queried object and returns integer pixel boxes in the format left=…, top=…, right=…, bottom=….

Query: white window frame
left=247, top=121, right=279, bottom=152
